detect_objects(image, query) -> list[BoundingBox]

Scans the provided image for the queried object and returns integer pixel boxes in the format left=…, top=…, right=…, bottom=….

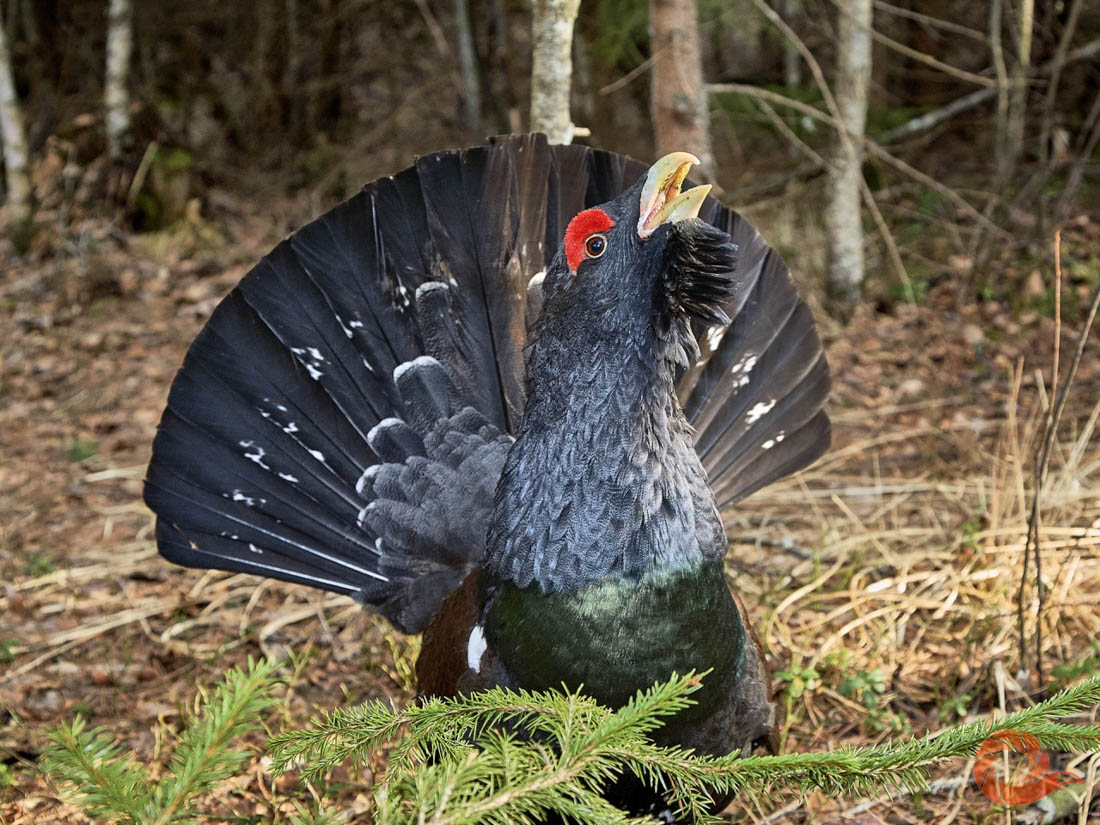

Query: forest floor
left=2, top=167, right=1100, bottom=824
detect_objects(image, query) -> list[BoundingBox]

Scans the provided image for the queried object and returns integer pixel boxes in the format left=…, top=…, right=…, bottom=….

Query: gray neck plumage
left=485, top=332, right=726, bottom=593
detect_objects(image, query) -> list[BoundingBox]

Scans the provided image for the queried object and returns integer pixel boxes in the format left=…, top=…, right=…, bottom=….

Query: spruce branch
left=41, top=715, right=153, bottom=823
left=272, top=673, right=1100, bottom=825
left=41, top=657, right=283, bottom=825
left=150, top=657, right=283, bottom=824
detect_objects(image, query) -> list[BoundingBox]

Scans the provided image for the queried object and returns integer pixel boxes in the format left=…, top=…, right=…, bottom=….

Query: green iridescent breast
left=482, top=561, right=745, bottom=740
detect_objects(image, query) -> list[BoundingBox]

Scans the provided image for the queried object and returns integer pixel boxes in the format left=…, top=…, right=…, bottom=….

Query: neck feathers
left=485, top=338, right=725, bottom=592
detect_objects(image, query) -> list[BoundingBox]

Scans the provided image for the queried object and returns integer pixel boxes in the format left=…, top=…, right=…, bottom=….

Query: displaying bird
left=144, top=134, right=830, bottom=820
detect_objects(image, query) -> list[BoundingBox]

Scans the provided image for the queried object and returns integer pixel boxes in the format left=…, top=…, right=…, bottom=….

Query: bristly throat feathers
left=484, top=324, right=726, bottom=594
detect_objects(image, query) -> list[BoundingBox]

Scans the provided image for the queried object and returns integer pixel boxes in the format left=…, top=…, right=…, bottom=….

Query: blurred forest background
left=2, top=0, right=1100, bottom=823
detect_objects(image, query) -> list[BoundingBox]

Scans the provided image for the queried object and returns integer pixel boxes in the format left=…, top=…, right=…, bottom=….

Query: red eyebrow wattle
left=564, top=209, right=616, bottom=272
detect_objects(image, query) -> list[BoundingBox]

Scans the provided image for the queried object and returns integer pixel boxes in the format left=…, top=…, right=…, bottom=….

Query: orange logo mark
left=973, top=729, right=1083, bottom=806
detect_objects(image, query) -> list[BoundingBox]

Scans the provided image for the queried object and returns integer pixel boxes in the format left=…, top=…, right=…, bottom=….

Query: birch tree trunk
left=649, top=0, right=714, bottom=179
left=530, top=0, right=581, bottom=145
left=0, top=9, right=31, bottom=235
left=454, top=0, right=482, bottom=138
left=105, top=0, right=134, bottom=162
left=997, top=0, right=1034, bottom=184
left=824, top=0, right=871, bottom=306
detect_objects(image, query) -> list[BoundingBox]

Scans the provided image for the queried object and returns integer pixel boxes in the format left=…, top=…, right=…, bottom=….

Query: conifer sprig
left=42, top=657, right=283, bottom=825
left=269, top=673, right=1100, bottom=825
left=43, top=661, right=1100, bottom=825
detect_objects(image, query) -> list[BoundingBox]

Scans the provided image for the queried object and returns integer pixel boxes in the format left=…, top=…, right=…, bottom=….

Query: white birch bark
left=530, top=0, right=581, bottom=145
left=649, top=0, right=715, bottom=179
left=824, top=0, right=871, bottom=305
left=0, top=10, right=31, bottom=230
left=105, top=0, right=134, bottom=162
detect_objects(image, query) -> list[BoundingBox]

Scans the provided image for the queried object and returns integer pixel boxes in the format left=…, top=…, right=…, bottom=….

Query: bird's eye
left=585, top=234, right=607, bottom=259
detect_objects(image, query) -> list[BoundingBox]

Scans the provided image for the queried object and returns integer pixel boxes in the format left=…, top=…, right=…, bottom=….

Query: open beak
left=637, top=152, right=712, bottom=239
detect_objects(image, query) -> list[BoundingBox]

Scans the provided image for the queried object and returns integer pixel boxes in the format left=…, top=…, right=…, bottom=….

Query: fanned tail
left=145, top=136, right=831, bottom=633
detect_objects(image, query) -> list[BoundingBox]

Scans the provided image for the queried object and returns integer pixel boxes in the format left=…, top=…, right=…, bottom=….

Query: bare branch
left=1039, top=0, right=1083, bottom=167
left=871, top=0, right=985, bottom=42
left=706, top=82, right=1009, bottom=238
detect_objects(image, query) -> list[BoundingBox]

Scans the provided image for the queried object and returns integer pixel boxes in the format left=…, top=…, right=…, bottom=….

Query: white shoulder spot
left=466, top=624, right=487, bottom=673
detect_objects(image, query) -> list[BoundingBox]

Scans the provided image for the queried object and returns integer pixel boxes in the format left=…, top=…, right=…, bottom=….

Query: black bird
left=144, top=134, right=830, bottom=820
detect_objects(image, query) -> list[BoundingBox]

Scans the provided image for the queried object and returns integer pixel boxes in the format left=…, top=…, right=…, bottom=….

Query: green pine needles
left=43, top=662, right=1100, bottom=825
left=41, top=658, right=290, bottom=825
left=268, top=671, right=1100, bottom=825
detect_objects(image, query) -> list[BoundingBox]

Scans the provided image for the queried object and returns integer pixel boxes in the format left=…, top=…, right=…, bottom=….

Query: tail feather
left=678, top=202, right=831, bottom=509
left=694, top=301, right=823, bottom=459
left=415, top=146, right=532, bottom=432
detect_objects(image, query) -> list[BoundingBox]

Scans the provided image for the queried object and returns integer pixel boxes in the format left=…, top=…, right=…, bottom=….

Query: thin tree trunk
left=105, top=0, right=134, bottom=162
left=0, top=8, right=31, bottom=236
left=284, top=0, right=302, bottom=142
left=824, top=0, right=871, bottom=307
left=781, top=0, right=802, bottom=159
left=572, top=25, right=594, bottom=127
left=454, top=0, right=481, bottom=138
left=488, top=0, right=520, bottom=132
left=999, top=0, right=1034, bottom=183
left=530, top=0, right=581, bottom=145
left=1038, top=0, right=1081, bottom=168
left=782, top=0, right=801, bottom=89
left=649, top=0, right=715, bottom=179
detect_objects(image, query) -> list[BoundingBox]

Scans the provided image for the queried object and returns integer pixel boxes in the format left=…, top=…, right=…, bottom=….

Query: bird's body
left=144, top=135, right=830, bottom=821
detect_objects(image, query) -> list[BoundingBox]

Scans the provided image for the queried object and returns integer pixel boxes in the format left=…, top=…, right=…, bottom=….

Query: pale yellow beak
left=637, top=152, right=712, bottom=239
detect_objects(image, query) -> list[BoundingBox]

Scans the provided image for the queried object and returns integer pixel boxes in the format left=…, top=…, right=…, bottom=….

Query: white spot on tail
left=278, top=472, right=299, bottom=483
left=230, top=490, right=266, bottom=507
left=761, top=432, right=786, bottom=450
left=239, top=441, right=271, bottom=470
left=335, top=313, right=354, bottom=339
left=705, top=325, right=726, bottom=352
left=290, top=347, right=326, bottom=380
left=730, top=353, right=757, bottom=388
left=747, top=399, right=776, bottom=424
left=307, top=448, right=325, bottom=463
left=467, top=625, right=487, bottom=672
left=248, top=543, right=263, bottom=554
left=731, top=353, right=757, bottom=373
